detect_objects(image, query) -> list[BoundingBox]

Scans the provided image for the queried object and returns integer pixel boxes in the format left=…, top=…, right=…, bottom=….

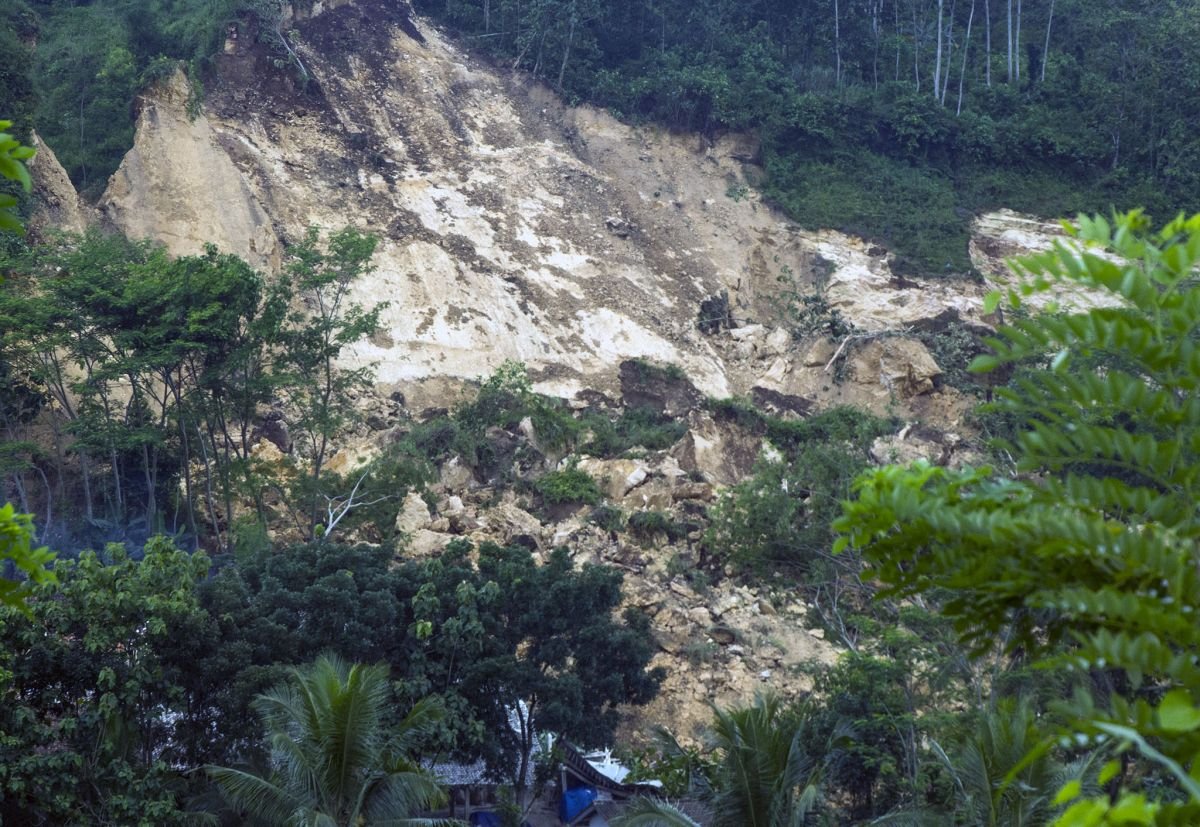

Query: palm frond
left=206, top=765, right=301, bottom=825
left=210, top=655, right=449, bottom=827
left=611, top=797, right=703, bottom=827
left=363, top=770, right=448, bottom=821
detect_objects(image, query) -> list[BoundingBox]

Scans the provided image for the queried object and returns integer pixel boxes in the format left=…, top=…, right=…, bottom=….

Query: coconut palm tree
left=207, top=654, right=455, bottom=826
left=708, top=694, right=820, bottom=827
left=874, top=697, right=1100, bottom=826
left=615, top=693, right=822, bottom=827
left=935, top=697, right=1098, bottom=827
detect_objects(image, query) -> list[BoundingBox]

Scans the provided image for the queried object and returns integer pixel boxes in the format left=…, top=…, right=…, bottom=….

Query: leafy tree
left=277, top=225, right=385, bottom=537
left=402, top=540, right=664, bottom=800
left=0, top=118, right=33, bottom=234
left=836, top=211, right=1200, bottom=824
left=0, top=232, right=287, bottom=550
left=32, top=7, right=137, bottom=197
left=0, top=536, right=212, bottom=823
left=208, top=655, right=452, bottom=827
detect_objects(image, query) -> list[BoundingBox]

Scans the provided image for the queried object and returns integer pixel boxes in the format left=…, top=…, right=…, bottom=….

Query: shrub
left=627, top=510, right=684, bottom=543
left=707, top=406, right=891, bottom=574
left=454, top=360, right=583, bottom=456
left=588, top=505, right=625, bottom=533
left=534, top=466, right=603, bottom=506
left=582, top=406, right=686, bottom=458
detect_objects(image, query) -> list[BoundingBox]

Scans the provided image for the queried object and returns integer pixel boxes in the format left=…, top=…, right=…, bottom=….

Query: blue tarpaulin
left=559, top=786, right=598, bottom=822
left=469, top=812, right=502, bottom=827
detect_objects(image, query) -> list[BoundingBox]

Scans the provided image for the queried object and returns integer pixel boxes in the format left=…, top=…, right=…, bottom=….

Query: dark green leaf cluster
left=0, top=538, right=212, bottom=823
left=837, top=211, right=1200, bottom=822
left=627, top=509, right=685, bottom=543
left=706, top=405, right=893, bottom=575
left=534, top=465, right=603, bottom=506
left=582, top=406, right=686, bottom=458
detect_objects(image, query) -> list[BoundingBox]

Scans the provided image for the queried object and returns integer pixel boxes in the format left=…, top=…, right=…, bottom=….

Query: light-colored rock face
left=621, top=574, right=840, bottom=744
left=96, top=70, right=281, bottom=272
left=27, top=133, right=89, bottom=237
left=81, top=0, right=1078, bottom=413
left=970, top=209, right=1126, bottom=313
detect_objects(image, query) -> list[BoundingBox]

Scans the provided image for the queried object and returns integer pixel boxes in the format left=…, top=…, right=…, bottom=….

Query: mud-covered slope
left=85, top=0, right=1047, bottom=414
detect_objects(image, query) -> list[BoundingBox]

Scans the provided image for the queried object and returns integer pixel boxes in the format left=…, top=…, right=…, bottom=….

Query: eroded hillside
left=23, top=0, right=1085, bottom=744
left=59, top=0, right=1068, bottom=418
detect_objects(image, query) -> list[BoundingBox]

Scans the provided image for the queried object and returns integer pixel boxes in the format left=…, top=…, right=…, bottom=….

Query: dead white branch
left=321, top=470, right=390, bottom=538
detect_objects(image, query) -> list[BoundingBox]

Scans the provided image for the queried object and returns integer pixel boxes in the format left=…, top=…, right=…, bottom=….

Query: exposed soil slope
left=84, top=0, right=1056, bottom=417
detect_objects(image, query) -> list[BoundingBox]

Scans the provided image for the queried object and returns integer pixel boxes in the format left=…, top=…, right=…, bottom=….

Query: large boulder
left=476, top=501, right=545, bottom=550
left=619, top=359, right=704, bottom=417
left=671, top=410, right=762, bottom=486
left=394, top=491, right=432, bottom=536
left=846, top=337, right=942, bottom=398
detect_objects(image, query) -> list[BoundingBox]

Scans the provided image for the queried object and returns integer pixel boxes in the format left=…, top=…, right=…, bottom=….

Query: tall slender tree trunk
left=169, top=375, right=199, bottom=546
left=934, top=0, right=945, bottom=99
left=913, top=2, right=922, bottom=92
left=557, top=7, right=577, bottom=92
left=895, top=0, right=902, bottom=81
left=79, top=452, right=95, bottom=523
left=194, top=419, right=223, bottom=554
left=958, top=0, right=976, bottom=114
left=98, top=388, right=124, bottom=521
left=1041, top=0, right=1054, bottom=81
left=1014, top=0, right=1022, bottom=82
left=6, top=473, right=30, bottom=516
left=834, top=0, right=843, bottom=86
left=32, top=466, right=51, bottom=542
left=1006, top=0, right=1013, bottom=82
left=872, top=0, right=881, bottom=88
left=984, top=0, right=991, bottom=86
left=941, top=0, right=958, bottom=104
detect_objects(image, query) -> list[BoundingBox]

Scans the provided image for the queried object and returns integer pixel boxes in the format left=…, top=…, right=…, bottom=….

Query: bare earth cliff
left=75, top=0, right=1068, bottom=413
